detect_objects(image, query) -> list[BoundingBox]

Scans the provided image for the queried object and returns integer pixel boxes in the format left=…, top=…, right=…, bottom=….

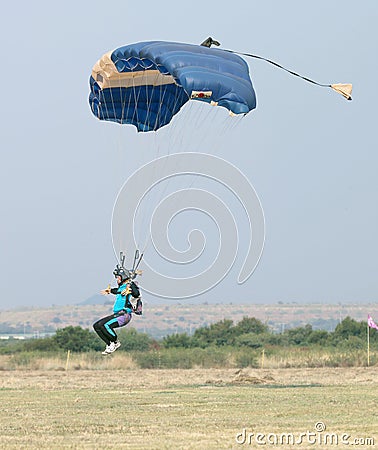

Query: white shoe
left=102, top=341, right=121, bottom=355
left=102, top=344, right=112, bottom=355
left=108, top=341, right=121, bottom=353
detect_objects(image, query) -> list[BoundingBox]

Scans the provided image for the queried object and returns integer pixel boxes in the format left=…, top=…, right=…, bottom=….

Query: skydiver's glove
left=121, top=285, right=131, bottom=296
left=100, top=285, right=111, bottom=295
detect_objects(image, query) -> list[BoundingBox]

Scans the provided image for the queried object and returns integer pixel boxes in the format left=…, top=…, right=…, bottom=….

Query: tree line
left=0, top=315, right=376, bottom=354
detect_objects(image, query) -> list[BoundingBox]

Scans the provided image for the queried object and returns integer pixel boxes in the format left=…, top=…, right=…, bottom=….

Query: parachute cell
left=89, top=41, right=257, bottom=132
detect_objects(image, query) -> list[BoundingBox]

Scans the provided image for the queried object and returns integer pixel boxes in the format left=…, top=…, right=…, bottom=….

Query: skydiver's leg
left=93, top=315, right=117, bottom=345
left=105, top=312, right=132, bottom=342
left=93, top=312, right=132, bottom=349
left=93, top=319, right=111, bottom=345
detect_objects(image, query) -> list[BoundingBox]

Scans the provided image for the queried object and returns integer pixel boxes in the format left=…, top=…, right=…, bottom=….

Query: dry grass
left=1, top=347, right=375, bottom=372
left=0, top=352, right=137, bottom=371
left=0, top=367, right=377, bottom=449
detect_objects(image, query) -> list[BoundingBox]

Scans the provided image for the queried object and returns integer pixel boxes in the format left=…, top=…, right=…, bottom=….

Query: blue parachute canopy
left=89, top=41, right=257, bottom=132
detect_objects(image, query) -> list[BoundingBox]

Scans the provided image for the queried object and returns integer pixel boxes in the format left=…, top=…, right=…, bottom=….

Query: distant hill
left=0, top=302, right=376, bottom=340
left=78, top=294, right=109, bottom=306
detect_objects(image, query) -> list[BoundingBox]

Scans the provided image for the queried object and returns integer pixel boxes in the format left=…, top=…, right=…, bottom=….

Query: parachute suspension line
left=166, top=100, right=208, bottom=154
left=130, top=59, right=151, bottom=131
left=165, top=100, right=185, bottom=154
left=101, top=90, right=111, bottom=123
left=221, top=112, right=245, bottom=138
left=206, top=105, right=231, bottom=151
left=164, top=100, right=185, bottom=155
left=190, top=103, right=212, bottom=150
left=120, top=251, right=126, bottom=268
left=141, top=63, right=152, bottom=131
left=162, top=83, right=189, bottom=155
left=206, top=114, right=234, bottom=154
left=156, top=83, right=185, bottom=181
left=152, top=69, right=165, bottom=132
left=137, top=107, right=243, bottom=258
left=131, top=249, right=139, bottom=272
left=115, top=250, right=143, bottom=280
left=155, top=102, right=235, bottom=224
left=141, top=102, right=223, bottom=255
left=132, top=67, right=149, bottom=249
left=100, top=70, right=115, bottom=124
left=145, top=67, right=151, bottom=132
left=192, top=104, right=216, bottom=154
left=132, top=249, right=143, bottom=274
left=224, top=49, right=352, bottom=100
left=122, top=64, right=135, bottom=128
left=137, top=89, right=191, bottom=255
left=118, top=65, right=147, bottom=254
left=120, top=66, right=130, bottom=125
left=108, top=68, right=119, bottom=123
left=144, top=87, right=191, bottom=220
left=117, top=69, right=124, bottom=124
left=131, top=68, right=142, bottom=130
left=134, top=76, right=180, bottom=252
left=174, top=106, right=245, bottom=197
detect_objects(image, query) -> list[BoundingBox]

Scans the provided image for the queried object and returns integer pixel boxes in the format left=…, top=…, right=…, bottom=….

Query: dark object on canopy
left=200, top=37, right=221, bottom=48
left=89, top=41, right=256, bottom=132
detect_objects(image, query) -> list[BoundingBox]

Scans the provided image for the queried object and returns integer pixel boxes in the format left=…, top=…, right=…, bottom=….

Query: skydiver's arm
left=100, top=286, right=118, bottom=295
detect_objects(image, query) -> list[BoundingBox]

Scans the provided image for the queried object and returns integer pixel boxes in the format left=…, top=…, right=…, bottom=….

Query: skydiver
left=93, top=266, right=142, bottom=355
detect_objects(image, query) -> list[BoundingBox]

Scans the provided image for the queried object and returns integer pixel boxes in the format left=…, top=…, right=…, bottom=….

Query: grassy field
left=0, top=367, right=377, bottom=449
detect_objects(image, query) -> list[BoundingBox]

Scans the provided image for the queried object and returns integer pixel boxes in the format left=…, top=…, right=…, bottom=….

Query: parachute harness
left=111, top=250, right=143, bottom=315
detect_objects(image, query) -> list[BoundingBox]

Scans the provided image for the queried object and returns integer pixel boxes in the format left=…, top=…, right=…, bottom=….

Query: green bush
left=307, top=330, right=329, bottom=345
left=163, top=332, right=193, bottom=348
left=233, top=317, right=268, bottom=335
left=234, top=349, right=259, bottom=368
left=234, top=333, right=264, bottom=348
left=331, top=316, right=366, bottom=344
left=193, top=319, right=236, bottom=347
left=194, top=347, right=229, bottom=368
left=338, top=335, right=365, bottom=350
left=133, top=350, right=161, bottom=369
left=53, top=326, right=101, bottom=352
left=23, top=336, right=60, bottom=352
left=283, top=324, right=314, bottom=345
left=0, top=339, right=27, bottom=354
left=117, top=328, right=154, bottom=351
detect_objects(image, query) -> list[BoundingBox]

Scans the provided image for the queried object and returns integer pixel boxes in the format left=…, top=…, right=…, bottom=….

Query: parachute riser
left=117, top=249, right=143, bottom=281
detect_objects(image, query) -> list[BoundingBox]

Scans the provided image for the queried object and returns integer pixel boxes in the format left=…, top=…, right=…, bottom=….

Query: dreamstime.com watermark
left=235, top=422, right=375, bottom=446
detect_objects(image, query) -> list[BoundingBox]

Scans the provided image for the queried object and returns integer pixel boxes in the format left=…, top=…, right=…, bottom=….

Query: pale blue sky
left=1, top=1, right=377, bottom=308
